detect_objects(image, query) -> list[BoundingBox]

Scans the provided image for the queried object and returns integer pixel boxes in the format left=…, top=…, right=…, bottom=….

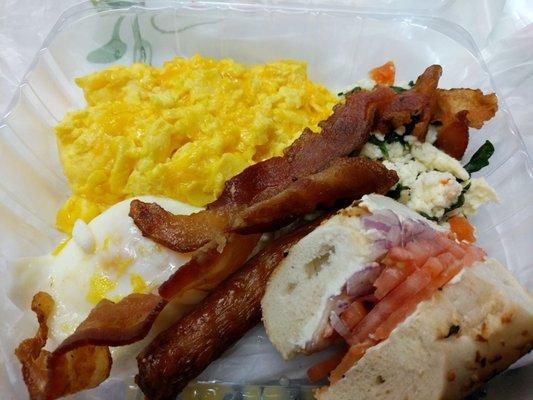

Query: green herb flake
left=404, top=113, right=421, bottom=135
left=390, top=86, right=407, bottom=94
left=368, top=135, right=389, bottom=158
left=444, top=182, right=471, bottom=215
left=408, top=80, right=415, bottom=87
left=338, top=86, right=362, bottom=97
left=419, top=212, right=439, bottom=222
left=387, top=184, right=409, bottom=200
left=463, top=141, right=495, bottom=175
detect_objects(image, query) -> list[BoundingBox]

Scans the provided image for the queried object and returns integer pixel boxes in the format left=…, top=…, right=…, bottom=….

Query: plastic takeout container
left=1, top=1, right=532, bottom=399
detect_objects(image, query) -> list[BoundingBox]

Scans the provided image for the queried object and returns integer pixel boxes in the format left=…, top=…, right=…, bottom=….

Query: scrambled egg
left=55, top=55, right=337, bottom=233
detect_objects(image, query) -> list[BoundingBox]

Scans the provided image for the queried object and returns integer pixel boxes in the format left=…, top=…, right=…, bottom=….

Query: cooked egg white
left=360, top=130, right=498, bottom=219
left=9, top=196, right=199, bottom=351
left=55, top=55, right=337, bottom=233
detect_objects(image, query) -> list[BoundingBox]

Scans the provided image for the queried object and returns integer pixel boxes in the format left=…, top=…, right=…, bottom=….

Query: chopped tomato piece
left=340, top=300, right=367, bottom=330
left=369, top=61, right=396, bottom=86
left=448, top=216, right=476, bottom=243
left=329, top=342, right=374, bottom=384
left=373, top=247, right=484, bottom=341
left=307, top=351, right=346, bottom=383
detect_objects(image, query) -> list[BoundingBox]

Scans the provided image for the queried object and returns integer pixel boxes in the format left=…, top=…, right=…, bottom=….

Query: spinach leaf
left=408, top=80, right=415, bottom=87
left=338, top=86, right=362, bottom=97
left=463, top=141, right=494, bottom=174
left=419, top=212, right=439, bottom=222
left=404, top=113, right=421, bottom=135
left=368, top=135, right=389, bottom=158
left=444, top=182, right=471, bottom=214
left=387, top=184, right=409, bottom=200
left=390, top=86, right=407, bottom=94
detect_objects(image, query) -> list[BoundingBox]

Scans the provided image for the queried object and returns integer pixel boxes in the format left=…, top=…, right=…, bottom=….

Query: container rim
left=1, top=0, right=531, bottom=163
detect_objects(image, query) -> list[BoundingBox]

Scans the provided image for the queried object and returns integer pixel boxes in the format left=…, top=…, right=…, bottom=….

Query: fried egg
left=9, top=196, right=199, bottom=355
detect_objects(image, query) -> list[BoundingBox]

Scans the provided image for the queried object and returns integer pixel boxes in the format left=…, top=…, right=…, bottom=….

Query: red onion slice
left=329, top=311, right=351, bottom=340
left=345, top=262, right=383, bottom=298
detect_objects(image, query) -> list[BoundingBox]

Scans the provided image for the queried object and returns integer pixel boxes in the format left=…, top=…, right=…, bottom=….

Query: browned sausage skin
left=135, top=223, right=318, bottom=400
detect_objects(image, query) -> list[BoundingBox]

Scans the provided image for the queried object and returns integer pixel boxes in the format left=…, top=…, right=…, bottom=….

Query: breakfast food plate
left=1, top=1, right=532, bottom=399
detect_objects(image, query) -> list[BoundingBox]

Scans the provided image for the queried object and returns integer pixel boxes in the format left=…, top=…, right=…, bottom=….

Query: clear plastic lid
left=1, top=1, right=531, bottom=399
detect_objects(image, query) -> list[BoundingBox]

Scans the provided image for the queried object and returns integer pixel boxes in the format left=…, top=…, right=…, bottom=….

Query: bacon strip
left=435, top=88, right=498, bottom=129
left=131, top=158, right=398, bottom=252
left=129, top=200, right=229, bottom=253
left=55, top=293, right=166, bottom=352
left=208, top=86, right=396, bottom=209
left=434, top=110, right=469, bottom=159
left=136, top=222, right=320, bottom=400
left=376, top=65, right=442, bottom=139
left=15, top=292, right=112, bottom=400
left=15, top=293, right=166, bottom=400
left=232, top=157, right=398, bottom=234
left=158, top=233, right=261, bottom=301
left=433, top=89, right=497, bottom=159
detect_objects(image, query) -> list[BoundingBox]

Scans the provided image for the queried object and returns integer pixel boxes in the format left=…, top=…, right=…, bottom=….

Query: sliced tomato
left=340, top=300, right=367, bottom=330
left=307, top=351, right=346, bottom=384
left=369, top=61, right=396, bottom=86
left=448, top=216, right=476, bottom=243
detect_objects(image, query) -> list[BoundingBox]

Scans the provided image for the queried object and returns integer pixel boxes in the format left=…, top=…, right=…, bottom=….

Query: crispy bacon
left=232, top=157, right=398, bottom=234
left=435, top=88, right=498, bottom=129
left=136, top=222, right=319, bottom=400
left=410, top=65, right=442, bottom=140
left=434, top=110, right=469, bottom=159
left=208, top=86, right=396, bottom=209
left=375, top=65, right=442, bottom=139
left=131, top=158, right=398, bottom=251
left=129, top=200, right=230, bottom=253
left=55, top=293, right=166, bottom=352
left=158, top=233, right=261, bottom=301
left=433, top=89, right=497, bottom=159
left=15, top=292, right=166, bottom=400
left=15, top=292, right=112, bottom=400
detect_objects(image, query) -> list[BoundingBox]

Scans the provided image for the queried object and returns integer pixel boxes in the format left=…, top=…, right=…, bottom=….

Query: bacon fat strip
left=130, top=157, right=398, bottom=252
left=208, top=86, right=396, bottom=209
left=135, top=222, right=319, bottom=400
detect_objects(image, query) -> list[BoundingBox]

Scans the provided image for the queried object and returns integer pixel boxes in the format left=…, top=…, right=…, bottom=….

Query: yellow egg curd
left=55, top=55, right=337, bottom=233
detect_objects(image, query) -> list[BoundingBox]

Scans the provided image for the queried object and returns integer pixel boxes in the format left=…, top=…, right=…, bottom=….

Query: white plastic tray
left=1, top=1, right=532, bottom=399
